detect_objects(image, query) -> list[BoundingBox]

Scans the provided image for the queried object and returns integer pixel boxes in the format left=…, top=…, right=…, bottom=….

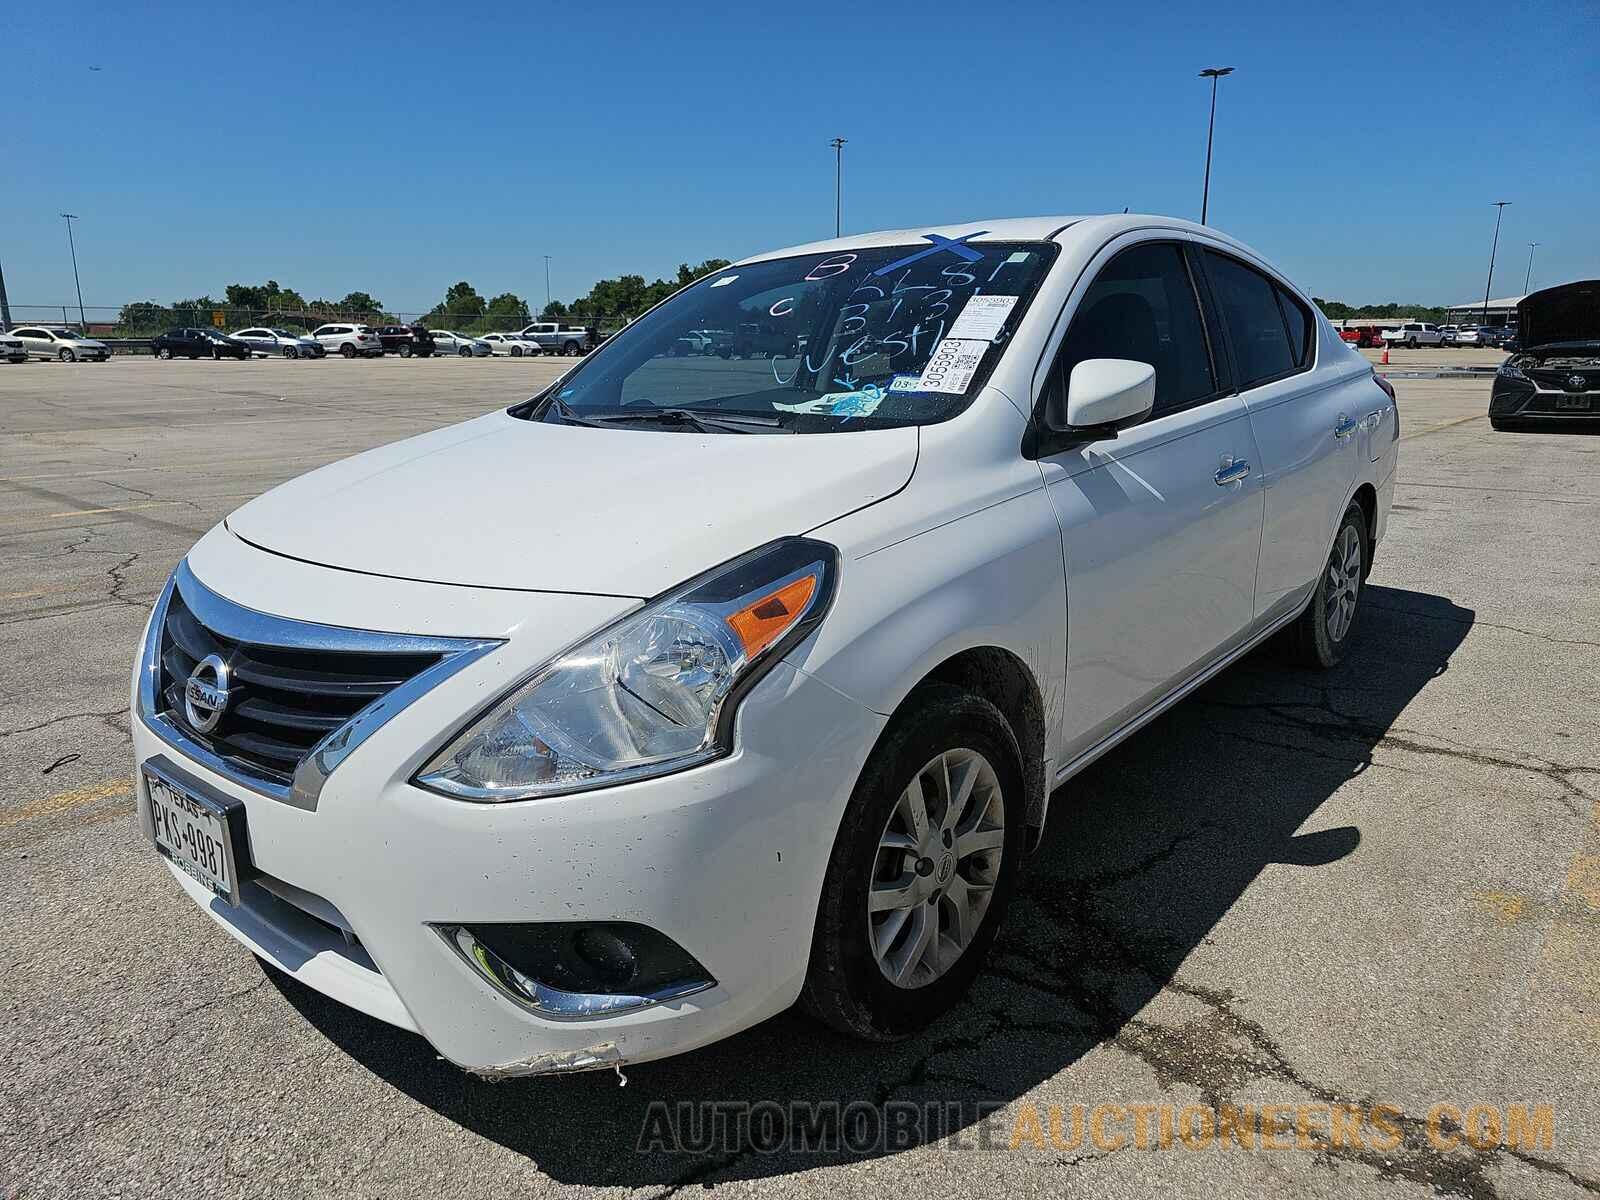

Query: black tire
left=1283, top=501, right=1368, bottom=669
left=212, top=348, right=223, bottom=361
left=283, top=346, right=297, bottom=359
left=1407, top=338, right=1418, bottom=349
left=562, top=341, right=581, bottom=357
left=59, top=348, right=76, bottom=363
left=399, top=343, right=412, bottom=358
left=511, top=345, right=523, bottom=358
left=459, top=346, right=472, bottom=357
left=340, top=343, right=356, bottom=358
left=157, top=347, right=173, bottom=360
left=802, top=684, right=1025, bottom=1040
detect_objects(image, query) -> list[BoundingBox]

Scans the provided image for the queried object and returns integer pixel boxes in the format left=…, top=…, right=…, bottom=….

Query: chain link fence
left=2, top=303, right=608, bottom=340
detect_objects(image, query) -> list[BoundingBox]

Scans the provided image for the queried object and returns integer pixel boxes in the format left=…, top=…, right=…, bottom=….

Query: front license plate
left=145, top=769, right=245, bottom=905
left=1555, top=395, right=1590, bottom=410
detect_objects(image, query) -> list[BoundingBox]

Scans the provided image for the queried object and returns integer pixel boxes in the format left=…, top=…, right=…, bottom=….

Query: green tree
left=484, top=292, right=530, bottom=328
left=116, top=300, right=171, bottom=333
left=339, top=291, right=383, bottom=315
left=423, top=281, right=488, bottom=326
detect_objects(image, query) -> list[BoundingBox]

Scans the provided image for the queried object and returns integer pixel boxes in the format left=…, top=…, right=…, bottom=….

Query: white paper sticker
left=709, top=275, right=738, bottom=287
left=944, top=294, right=1018, bottom=342
left=773, top=385, right=884, bottom=419
left=915, top=339, right=988, bottom=394
left=1005, top=251, right=1030, bottom=264
left=888, top=374, right=923, bottom=393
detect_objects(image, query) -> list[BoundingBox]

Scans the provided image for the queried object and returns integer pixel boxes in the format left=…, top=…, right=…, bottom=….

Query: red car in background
left=1339, top=325, right=1388, bottom=348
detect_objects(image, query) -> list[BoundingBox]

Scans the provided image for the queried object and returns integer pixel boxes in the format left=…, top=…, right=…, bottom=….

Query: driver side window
left=1045, top=241, right=1219, bottom=422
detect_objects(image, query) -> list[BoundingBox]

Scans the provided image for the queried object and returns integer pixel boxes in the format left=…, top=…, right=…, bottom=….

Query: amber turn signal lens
left=725, top=575, right=817, bottom=659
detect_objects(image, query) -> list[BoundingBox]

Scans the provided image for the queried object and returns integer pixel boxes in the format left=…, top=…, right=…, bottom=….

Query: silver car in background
left=429, top=330, right=492, bottom=357
left=231, top=328, right=324, bottom=358
left=10, top=326, right=111, bottom=361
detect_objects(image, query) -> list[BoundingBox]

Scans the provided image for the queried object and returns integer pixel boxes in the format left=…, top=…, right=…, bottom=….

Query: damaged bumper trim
left=435, top=924, right=716, bottom=1022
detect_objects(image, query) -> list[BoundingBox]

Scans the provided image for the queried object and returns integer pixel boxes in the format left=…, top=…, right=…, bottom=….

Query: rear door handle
left=1214, top=461, right=1251, bottom=486
left=1334, top=415, right=1359, bottom=438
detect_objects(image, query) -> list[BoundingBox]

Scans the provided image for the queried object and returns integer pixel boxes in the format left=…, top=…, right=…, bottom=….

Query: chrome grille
left=140, top=562, right=501, bottom=808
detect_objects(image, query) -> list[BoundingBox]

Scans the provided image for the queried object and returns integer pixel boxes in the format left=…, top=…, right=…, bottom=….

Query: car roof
left=732, top=213, right=1263, bottom=267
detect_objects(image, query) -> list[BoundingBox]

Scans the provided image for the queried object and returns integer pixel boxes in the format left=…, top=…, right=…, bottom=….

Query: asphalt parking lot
left=3, top=355, right=1598, bottom=1199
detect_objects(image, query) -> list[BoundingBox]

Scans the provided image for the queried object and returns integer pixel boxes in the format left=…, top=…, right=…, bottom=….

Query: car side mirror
left=1045, top=358, right=1156, bottom=436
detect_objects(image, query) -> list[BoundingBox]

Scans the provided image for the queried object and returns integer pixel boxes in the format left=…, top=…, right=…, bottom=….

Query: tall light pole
left=1481, top=201, right=1510, bottom=325
left=1523, top=241, right=1538, bottom=294
left=1198, top=67, right=1234, bottom=226
left=0, top=257, right=12, bottom=331
left=60, top=213, right=87, bottom=331
left=829, top=136, right=846, bottom=238
left=543, top=255, right=552, bottom=316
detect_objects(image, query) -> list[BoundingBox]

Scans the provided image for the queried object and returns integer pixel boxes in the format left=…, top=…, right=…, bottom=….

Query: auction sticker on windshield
left=916, top=339, right=989, bottom=394
left=945, top=295, right=1018, bottom=342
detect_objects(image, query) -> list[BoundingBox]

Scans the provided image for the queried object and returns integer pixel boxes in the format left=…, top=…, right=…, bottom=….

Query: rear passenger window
left=1056, top=242, right=1217, bottom=418
left=1274, top=285, right=1312, bottom=368
left=1202, top=251, right=1295, bottom=388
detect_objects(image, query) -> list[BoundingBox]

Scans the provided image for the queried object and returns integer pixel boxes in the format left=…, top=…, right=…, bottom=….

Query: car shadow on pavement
left=266, top=583, right=1473, bottom=1186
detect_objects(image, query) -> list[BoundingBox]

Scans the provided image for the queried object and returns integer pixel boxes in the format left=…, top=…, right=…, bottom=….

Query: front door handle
left=1334, top=414, right=1359, bottom=438
left=1214, top=460, right=1251, bottom=486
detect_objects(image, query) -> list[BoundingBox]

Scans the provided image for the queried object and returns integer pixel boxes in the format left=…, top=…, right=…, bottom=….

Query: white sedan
left=430, top=330, right=492, bottom=357
left=10, top=326, right=111, bottom=361
left=477, top=333, right=541, bottom=357
left=130, top=214, right=1395, bottom=1076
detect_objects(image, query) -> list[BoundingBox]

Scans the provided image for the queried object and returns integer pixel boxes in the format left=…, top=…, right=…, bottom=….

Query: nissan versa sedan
left=11, top=326, right=111, bottom=361
left=131, top=215, right=1397, bottom=1076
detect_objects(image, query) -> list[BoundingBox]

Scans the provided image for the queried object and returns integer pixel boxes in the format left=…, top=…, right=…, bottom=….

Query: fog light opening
left=437, top=922, right=715, bottom=1020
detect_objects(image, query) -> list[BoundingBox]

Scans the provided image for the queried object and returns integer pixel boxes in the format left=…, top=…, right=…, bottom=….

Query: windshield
left=519, top=239, right=1057, bottom=432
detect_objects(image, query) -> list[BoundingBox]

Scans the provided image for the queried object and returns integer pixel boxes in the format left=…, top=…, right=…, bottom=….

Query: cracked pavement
left=1, top=357, right=1597, bottom=1199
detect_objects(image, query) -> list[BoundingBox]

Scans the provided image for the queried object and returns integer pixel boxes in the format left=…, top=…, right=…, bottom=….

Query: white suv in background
left=311, top=323, right=384, bottom=358
left=131, top=214, right=1396, bottom=1078
left=1388, top=322, right=1443, bottom=348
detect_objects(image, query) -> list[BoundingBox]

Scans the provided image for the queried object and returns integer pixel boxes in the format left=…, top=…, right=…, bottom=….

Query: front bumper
left=130, top=555, right=884, bottom=1076
left=1490, top=376, right=1600, bottom=419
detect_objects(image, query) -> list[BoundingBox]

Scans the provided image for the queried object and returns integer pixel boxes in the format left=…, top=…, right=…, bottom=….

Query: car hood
left=1518, top=280, right=1600, bottom=349
left=226, top=409, right=918, bottom=596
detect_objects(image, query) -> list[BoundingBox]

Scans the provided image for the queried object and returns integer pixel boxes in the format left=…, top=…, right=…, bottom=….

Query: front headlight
left=415, top=538, right=838, bottom=802
left=1498, top=356, right=1529, bottom=381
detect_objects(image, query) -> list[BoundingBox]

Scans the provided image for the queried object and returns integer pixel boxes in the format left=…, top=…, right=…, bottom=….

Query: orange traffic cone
left=1380, top=346, right=1390, bottom=365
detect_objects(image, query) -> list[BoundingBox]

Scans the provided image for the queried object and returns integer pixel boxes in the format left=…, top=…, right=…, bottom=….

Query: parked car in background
left=375, top=324, right=436, bottom=358
left=1453, top=326, right=1485, bottom=347
left=129, top=214, right=1396, bottom=1076
left=11, top=326, right=111, bottom=361
left=312, top=323, right=384, bottom=358
left=152, top=329, right=252, bottom=360
left=1480, top=326, right=1516, bottom=349
left=1387, top=322, right=1443, bottom=348
left=231, top=328, right=322, bottom=358
left=1439, top=325, right=1458, bottom=345
left=430, top=330, right=492, bottom=357
left=1490, top=280, right=1600, bottom=429
left=733, top=322, right=800, bottom=359
left=519, top=321, right=594, bottom=356
left=1, top=332, right=26, bottom=363
left=478, top=333, right=539, bottom=357
left=1335, top=325, right=1386, bottom=349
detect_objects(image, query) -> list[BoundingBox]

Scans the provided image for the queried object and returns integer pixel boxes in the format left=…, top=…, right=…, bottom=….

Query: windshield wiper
left=586, top=407, right=794, bottom=434
left=544, top=395, right=611, bottom=428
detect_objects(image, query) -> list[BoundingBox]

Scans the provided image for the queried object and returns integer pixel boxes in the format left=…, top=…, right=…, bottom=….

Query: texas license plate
left=145, top=767, right=246, bottom=905
left=1555, top=395, right=1590, bottom=410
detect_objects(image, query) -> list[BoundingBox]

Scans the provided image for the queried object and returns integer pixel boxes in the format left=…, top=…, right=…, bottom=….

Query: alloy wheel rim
left=1324, top=525, right=1362, bottom=643
left=868, top=748, right=1004, bottom=989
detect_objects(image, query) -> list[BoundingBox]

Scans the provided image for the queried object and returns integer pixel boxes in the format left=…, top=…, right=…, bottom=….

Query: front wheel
left=1283, top=502, right=1368, bottom=669
left=562, top=341, right=581, bottom=357
left=510, top=345, right=523, bottom=358
left=283, top=346, right=298, bottom=359
left=803, top=685, right=1023, bottom=1040
left=340, top=343, right=356, bottom=359
left=59, top=348, right=76, bottom=363
left=459, top=346, right=472, bottom=357
left=399, top=343, right=412, bottom=358
left=157, top=347, right=173, bottom=360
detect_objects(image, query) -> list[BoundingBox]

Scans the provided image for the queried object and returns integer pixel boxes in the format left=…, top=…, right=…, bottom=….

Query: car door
left=1197, top=248, right=1360, bottom=622
left=1034, top=237, right=1266, bottom=759
left=14, top=328, right=44, bottom=358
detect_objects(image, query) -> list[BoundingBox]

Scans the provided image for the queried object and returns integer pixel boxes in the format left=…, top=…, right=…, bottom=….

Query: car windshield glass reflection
left=526, top=240, right=1058, bottom=432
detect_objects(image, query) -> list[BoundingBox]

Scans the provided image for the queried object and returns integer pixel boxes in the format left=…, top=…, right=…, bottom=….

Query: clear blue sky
left=4, top=0, right=1596, bottom=316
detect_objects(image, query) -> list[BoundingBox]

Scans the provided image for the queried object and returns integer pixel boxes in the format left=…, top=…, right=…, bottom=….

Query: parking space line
left=0, top=780, right=131, bottom=829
